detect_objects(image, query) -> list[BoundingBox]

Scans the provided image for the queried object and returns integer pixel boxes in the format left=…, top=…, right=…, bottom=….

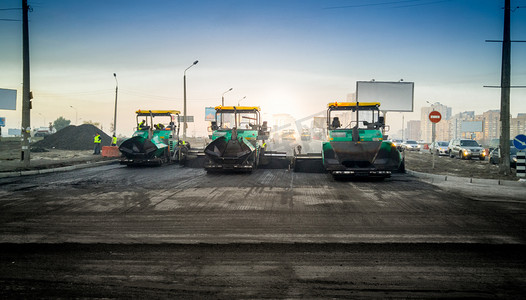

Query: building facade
left=482, top=110, right=500, bottom=144
left=405, top=120, right=421, bottom=141
left=510, top=113, right=526, bottom=140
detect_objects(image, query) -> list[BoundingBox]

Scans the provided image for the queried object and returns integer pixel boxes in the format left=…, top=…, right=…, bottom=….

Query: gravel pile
left=32, top=124, right=112, bottom=150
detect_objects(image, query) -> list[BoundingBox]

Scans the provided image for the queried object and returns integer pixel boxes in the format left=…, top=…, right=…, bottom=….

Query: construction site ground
left=1, top=136, right=525, bottom=298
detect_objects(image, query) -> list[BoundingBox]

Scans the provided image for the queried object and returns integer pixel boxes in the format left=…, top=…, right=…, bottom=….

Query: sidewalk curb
left=0, top=160, right=119, bottom=178
left=406, top=169, right=526, bottom=188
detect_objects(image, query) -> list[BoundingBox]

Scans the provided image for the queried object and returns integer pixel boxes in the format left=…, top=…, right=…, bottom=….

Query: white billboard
left=461, top=121, right=483, bottom=132
left=356, top=81, right=414, bottom=112
left=0, top=89, right=17, bottom=110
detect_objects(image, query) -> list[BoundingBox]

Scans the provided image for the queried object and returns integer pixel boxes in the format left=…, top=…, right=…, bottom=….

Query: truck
left=33, top=126, right=55, bottom=137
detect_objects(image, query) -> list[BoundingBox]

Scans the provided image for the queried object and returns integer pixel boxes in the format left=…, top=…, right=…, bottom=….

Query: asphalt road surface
left=1, top=164, right=525, bottom=298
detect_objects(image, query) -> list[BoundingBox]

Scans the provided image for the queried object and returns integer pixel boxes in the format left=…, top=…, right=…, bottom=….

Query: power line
left=0, top=6, right=22, bottom=22
left=323, top=0, right=441, bottom=9
left=394, top=0, right=452, bottom=8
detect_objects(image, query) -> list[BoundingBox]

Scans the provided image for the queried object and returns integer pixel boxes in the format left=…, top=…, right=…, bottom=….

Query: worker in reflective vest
left=93, top=133, right=102, bottom=154
left=111, top=135, right=117, bottom=146
left=138, top=120, right=146, bottom=130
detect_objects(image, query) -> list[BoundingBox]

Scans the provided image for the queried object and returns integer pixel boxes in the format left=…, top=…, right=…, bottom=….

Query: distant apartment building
left=482, top=110, right=500, bottom=143
left=405, top=120, right=421, bottom=141
left=421, top=102, right=452, bottom=142
left=435, top=120, right=450, bottom=142
left=511, top=113, right=526, bottom=138
left=420, top=105, right=524, bottom=144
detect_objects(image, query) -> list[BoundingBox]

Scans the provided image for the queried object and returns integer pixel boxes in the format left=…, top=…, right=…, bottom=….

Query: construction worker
left=331, top=117, right=341, bottom=129
left=138, top=120, right=146, bottom=130
left=111, top=134, right=117, bottom=146
left=93, top=133, right=102, bottom=154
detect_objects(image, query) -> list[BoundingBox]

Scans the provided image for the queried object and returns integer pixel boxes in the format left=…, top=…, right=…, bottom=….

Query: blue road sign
left=513, top=134, right=526, bottom=150
left=0, top=117, right=5, bottom=127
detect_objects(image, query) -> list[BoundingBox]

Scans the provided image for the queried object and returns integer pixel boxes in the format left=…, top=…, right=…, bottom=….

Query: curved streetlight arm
left=238, top=96, right=246, bottom=106
left=222, top=88, right=233, bottom=97
left=185, top=60, right=199, bottom=75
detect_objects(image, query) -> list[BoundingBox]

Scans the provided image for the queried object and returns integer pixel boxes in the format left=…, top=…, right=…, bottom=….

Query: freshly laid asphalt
left=0, top=157, right=525, bottom=298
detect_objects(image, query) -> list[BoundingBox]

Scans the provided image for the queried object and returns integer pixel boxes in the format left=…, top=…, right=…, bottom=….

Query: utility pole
left=499, top=0, right=511, bottom=175
left=485, top=0, right=526, bottom=174
left=21, top=0, right=31, bottom=167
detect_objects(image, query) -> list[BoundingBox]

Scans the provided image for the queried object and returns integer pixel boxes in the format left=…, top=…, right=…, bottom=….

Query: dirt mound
left=32, top=124, right=112, bottom=150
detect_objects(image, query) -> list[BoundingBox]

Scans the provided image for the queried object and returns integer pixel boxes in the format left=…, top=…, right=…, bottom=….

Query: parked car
left=402, top=140, right=420, bottom=151
left=448, top=138, right=486, bottom=160
left=389, top=139, right=403, bottom=151
left=488, top=138, right=500, bottom=153
left=489, top=146, right=518, bottom=168
left=429, top=141, right=449, bottom=156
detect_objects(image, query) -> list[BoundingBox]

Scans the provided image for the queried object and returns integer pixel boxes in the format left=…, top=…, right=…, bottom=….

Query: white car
left=429, top=141, right=449, bottom=156
left=402, top=140, right=420, bottom=151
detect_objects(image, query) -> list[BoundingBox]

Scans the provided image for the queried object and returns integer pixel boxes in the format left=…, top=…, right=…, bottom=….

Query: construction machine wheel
left=398, top=157, right=406, bottom=173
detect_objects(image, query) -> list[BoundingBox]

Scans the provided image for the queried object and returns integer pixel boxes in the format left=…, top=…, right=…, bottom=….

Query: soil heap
left=32, top=124, right=112, bottom=150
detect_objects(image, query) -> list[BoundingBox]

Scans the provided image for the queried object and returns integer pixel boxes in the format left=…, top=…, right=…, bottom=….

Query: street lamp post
left=237, top=96, right=246, bottom=106
left=113, top=73, right=118, bottom=137
left=183, top=60, right=198, bottom=141
left=221, top=88, right=233, bottom=126
left=221, top=88, right=233, bottom=107
left=69, top=105, right=78, bottom=125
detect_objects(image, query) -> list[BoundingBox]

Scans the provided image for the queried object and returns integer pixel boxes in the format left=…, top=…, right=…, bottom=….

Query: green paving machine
left=204, top=106, right=281, bottom=172
left=293, top=102, right=404, bottom=178
left=119, top=109, right=188, bottom=166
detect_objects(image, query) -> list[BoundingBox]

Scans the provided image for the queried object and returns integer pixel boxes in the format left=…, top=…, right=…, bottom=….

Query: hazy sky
left=1, top=0, right=525, bottom=137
